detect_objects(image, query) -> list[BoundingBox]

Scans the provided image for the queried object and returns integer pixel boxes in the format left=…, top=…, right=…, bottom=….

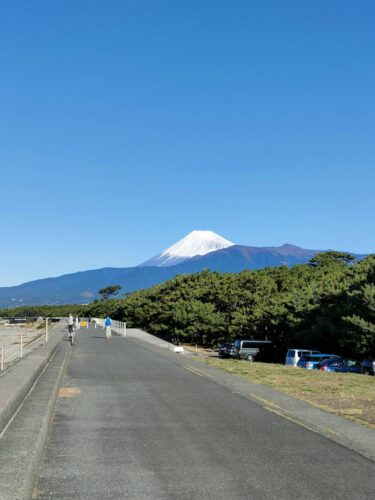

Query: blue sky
left=1, top=0, right=374, bottom=286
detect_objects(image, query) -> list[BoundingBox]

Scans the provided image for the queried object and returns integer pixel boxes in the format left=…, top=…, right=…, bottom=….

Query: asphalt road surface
left=35, top=328, right=375, bottom=499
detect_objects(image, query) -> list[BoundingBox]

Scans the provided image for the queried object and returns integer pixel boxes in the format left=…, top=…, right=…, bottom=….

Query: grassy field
left=200, top=358, right=375, bottom=428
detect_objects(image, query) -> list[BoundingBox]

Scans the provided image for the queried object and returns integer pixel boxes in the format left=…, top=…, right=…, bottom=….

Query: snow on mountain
left=140, top=230, right=235, bottom=267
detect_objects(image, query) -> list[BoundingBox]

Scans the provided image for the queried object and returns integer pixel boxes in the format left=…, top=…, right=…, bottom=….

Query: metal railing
left=112, top=320, right=127, bottom=336
left=0, top=318, right=50, bottom=372
left=92, top=318, right=126, bottom=336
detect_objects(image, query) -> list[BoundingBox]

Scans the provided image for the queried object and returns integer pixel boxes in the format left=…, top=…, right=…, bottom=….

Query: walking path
left=34, top=327, right=374, bottom=499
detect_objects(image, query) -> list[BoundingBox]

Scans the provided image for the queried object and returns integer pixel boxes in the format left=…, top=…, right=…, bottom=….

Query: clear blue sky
left=1, top=0, right=374, bottom=286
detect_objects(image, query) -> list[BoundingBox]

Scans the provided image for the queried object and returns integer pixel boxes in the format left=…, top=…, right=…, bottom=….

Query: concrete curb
left=0, top=324, right=65, bottom=436
left=0, top=338, right=71, bottom=499
left=26, top=341, right=71, bottom=500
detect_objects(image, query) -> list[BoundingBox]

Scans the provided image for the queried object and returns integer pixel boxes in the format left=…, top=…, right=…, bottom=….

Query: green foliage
left=0, top=304, right=87, bottom=318
left=309, top=251, right=355, bottom=267
left=3, top=252, right=374, bottom=358
left=340, top=280, right=375, bottom=354
left=98, top=285, right=122, bottom=301
left=85, top=252, right=375, bottom=356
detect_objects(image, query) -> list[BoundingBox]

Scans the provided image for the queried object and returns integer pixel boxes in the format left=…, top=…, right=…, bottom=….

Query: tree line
left=1, top=252, right=374, bottom=358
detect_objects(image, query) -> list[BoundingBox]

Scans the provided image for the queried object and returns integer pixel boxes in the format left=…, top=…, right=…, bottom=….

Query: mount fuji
left=0, top=231, right=365, bottom=307
left=140, top=230, right=234, bottom=267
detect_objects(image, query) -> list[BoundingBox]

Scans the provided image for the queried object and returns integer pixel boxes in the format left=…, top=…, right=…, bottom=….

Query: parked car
left=218, top=342, right=234, bottom=358
left=361, top=359, right=375, bottom=376
left=285, top=349, right=321, bottom=367
left=317, top=358, right=362, bottom=374
left=233, top=339, right=274, bottom=361
left=297, top=354, right=341, bottom=370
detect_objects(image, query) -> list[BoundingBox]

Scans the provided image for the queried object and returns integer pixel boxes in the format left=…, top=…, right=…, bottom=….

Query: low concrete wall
left=0, top=322, right=65, bottom=435
left=127, top=328, right=175, bottom=349
left=0, top=334, right=70, bottom=499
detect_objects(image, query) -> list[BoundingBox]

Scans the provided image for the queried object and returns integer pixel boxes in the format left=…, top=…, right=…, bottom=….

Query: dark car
left=297, top=354, right=340, bottom=370
left=218, top=343, right=235, bottom=358
left=317, top=358, right=362, bottom=374
left=361, top=359, right=375, bottom=376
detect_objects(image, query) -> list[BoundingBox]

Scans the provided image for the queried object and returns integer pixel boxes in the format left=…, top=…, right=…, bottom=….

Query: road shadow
left=91, top=335, right=106, bottom=339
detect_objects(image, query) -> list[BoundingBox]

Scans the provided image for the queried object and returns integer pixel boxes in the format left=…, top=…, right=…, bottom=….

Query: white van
left=285, top=348, right=321, bottom=367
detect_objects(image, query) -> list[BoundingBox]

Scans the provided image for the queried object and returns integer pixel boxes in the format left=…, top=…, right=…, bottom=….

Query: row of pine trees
left=2, top=252, right=374, bottom=359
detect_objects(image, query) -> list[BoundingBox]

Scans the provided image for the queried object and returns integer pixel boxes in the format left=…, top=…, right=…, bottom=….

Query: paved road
left=36, top=328, right=375, bottom=499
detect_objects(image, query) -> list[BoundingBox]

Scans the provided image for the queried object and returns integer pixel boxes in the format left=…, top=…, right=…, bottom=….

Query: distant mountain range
left=0, top=231, right=366, bottom=307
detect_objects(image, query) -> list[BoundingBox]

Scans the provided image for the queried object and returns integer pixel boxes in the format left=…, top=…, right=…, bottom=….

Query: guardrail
left=0, top=317, right=127, bottom=371
left=112, top=320, right=127, bottom=336
left=92, top=318, right=126, bottom=336
left=0, top=318, right=51, bottom=372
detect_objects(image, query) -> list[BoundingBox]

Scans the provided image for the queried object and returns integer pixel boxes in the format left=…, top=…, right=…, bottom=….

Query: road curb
left=27, top=341, right=71, bottom=500
left=0, top=338, right=71, bottom=500
left=0, top=324, right=65, bottom=436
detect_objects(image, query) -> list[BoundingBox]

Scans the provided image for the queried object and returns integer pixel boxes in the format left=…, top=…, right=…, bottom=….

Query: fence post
left=1, top=346, right=4, bottom=371
left=45, top=317, right=49, bottom=342
left=20, top=333, right=23, bottom=359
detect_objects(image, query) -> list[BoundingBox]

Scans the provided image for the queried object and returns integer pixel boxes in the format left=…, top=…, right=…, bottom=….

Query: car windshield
left=300, top=356, right=321, bottom=361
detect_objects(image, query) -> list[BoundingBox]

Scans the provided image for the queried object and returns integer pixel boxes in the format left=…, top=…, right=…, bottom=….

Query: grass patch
left=200, top=358, right=375, bottom=428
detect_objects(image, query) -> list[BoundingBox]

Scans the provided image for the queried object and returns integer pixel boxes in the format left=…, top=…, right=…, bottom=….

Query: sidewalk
left=0, top=322, right=69, bottom=499
left=0, top=322, right=65, bottom=434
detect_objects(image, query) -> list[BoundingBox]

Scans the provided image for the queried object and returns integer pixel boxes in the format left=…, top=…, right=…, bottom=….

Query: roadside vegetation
left=1, top=251, right=374, bottom=359
left=200, top=358, right=375, bottom=427
left=0, top=304, right=85, bottom=319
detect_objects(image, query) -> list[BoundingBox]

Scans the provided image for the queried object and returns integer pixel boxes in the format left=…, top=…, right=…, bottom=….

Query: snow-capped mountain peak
left=140, top=230, right=234, bottom=267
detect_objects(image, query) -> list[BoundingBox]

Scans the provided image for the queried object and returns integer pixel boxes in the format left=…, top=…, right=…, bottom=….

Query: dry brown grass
left=200, top=358, right=375, bottom=428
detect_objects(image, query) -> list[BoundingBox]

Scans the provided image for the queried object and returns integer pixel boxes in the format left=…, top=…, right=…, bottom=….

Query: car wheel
left=246, top=354, right=254, bottom=362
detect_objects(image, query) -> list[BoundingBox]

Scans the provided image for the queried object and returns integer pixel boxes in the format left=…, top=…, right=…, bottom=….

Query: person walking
left=105, top=316, right=112, bottom=339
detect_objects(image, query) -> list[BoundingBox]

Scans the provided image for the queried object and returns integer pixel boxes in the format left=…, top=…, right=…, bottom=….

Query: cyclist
left=67, top=314, right=75, bottom=343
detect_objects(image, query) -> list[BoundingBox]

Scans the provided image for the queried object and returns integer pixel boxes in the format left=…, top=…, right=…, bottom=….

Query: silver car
left=285, top=348, right=321, bottom=367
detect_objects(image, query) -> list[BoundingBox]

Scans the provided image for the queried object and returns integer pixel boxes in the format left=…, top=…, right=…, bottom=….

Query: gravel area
left=0, top=322, right=46, bottom=367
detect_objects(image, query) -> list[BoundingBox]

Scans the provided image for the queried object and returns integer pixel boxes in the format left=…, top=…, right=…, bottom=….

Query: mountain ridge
left=0, top=241, right=366, bottom=307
